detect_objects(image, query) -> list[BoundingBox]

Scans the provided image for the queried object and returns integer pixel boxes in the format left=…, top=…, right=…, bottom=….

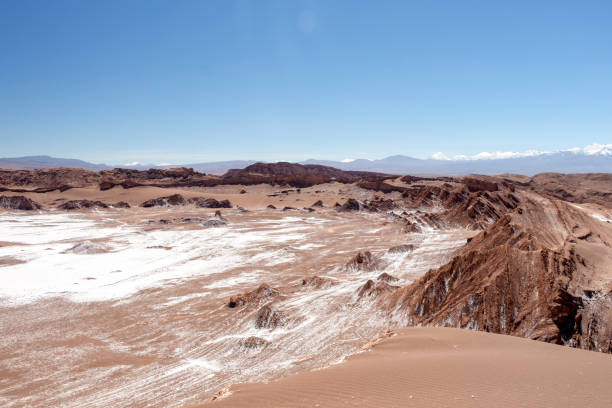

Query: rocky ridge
left=387, top=195, right=612, bottom=352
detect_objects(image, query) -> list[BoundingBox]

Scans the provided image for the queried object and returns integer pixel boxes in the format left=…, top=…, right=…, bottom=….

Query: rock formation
left=377, top=272, right=399, bottom=283
left=388, top=197, right=612, bottom=353
left=188, top=197, right=232, bottom=208
left=364, top=198, right=395, bottom=212
left=112, top=201, right=131, bottom=208
left=139, top=194, right=232, bottom=209
left=238, top=336, right=269, bottom=349
left=399, top=177, right=521, bottom=230
left=338, top=198, right=360, bottom=212
left=58, top=200, right=109, bottom=210
left=140, top=194, right=186, bottom=207
left=387, top=244, right=415, bottom=254
left=0, top=195, right=41, bottom=210
left=502, top=173, right=612, bottom=208
left=346, top=251, right=384, bottom=271
left=228, top=284, right=280, bottom=308
left=254, top=304, right=287, bottom=329
left=357, top=279, right=399, bottom=298
left=462, top=176, right=499, bottom=192
left=64, top=241, right=109, bottom=254
left=300, top=276, right=338, bottom=289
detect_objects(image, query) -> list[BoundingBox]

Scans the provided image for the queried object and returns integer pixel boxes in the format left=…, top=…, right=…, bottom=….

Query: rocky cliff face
left=388, top=195, right=612, bottom=353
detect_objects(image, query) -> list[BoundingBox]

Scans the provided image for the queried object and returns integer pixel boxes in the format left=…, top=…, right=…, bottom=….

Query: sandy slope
left=205, top=327, right=612, bottom=408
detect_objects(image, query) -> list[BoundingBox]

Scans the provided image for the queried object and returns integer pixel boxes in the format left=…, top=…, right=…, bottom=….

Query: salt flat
left=0, top=207, right=471, bottom=408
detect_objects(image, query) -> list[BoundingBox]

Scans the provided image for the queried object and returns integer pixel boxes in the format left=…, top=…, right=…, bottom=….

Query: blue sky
left=1, top=0, right=611, bottom=164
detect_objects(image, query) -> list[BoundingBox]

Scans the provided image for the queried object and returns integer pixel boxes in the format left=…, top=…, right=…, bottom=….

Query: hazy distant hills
left=302, top=152, right=612, bottom=175
left=1, top=150, right=611, bottom=176
left=0, top=156, right=110, bottom=171
left=0, top=156, right=257, bottom=174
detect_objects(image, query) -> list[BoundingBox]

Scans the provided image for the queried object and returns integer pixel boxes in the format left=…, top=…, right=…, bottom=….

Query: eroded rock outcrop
left=346, top=251, right=384, bottom=271
left=0, top=195, right=41, bottom=210
left=58, top=200, right=109, bottom=210
left=357, top=180, right=407, bottom=194
left=228, top=284, right=280, bottom=308
left=140, top=194, right=186, bottom=207
left=388, top=198, right=612, bottom=353
left=300, top=276, right=338, bottom=289
left=377, top=272, right=399, bottom=283
left=64, top=240, right=109, bottom=254
left=462, top=177, right=499, bottom=192
left=357, top=279, right=399, bottom=298
left=399, top=179, right=522, bottom=230
left=254, top=304, right=287, bottom=329
left=338, top=198, right=361, bottom=212
left=188, top=197, right=232, bottom=208
left=140, top=195, right=232, bottom=209
left=364, top=198, right=395, bottom=212
left=112, top=201, right=131, bottom=208
left=387, top=244, right=416, bottom=254
left=0, top=168, right=99, bottom=191
left=238, top=336, right=269, bottom=349
left=503, top=173, right=612, bottom=209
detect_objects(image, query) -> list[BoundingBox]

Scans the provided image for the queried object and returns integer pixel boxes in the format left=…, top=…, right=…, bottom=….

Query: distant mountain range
left=303, top=151, right=612, bottom=175
left=1, top=145, right=611, bottom=176
left=0, top=156, right=258, bottom=174
left=0, top=156, right=110, bottom=171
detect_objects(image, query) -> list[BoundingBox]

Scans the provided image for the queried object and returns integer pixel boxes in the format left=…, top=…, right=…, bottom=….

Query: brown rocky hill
left=388, top=192, right=612, bottom=353
left=0, top=168, right=100, bottom=192
left=221, top=162, right=393, bottom=188
left=224, top=161, right=389, bottom=179
left=0, top=163, right=393, bottom=192
left=0, top=167, right=198, bottom=191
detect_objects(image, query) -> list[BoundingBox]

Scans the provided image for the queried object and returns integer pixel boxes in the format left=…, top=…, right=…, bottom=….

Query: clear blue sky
left=1, top=0, right=611, bottom=164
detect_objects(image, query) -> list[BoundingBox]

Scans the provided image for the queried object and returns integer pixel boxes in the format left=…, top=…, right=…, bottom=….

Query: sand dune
left=205, top=327, right=612, bottom=408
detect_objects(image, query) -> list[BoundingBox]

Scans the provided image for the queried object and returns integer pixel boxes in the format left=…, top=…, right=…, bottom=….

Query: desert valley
left=0, top=162, right=611, bottom=407
left=4, top=1, right=612, bottom=406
